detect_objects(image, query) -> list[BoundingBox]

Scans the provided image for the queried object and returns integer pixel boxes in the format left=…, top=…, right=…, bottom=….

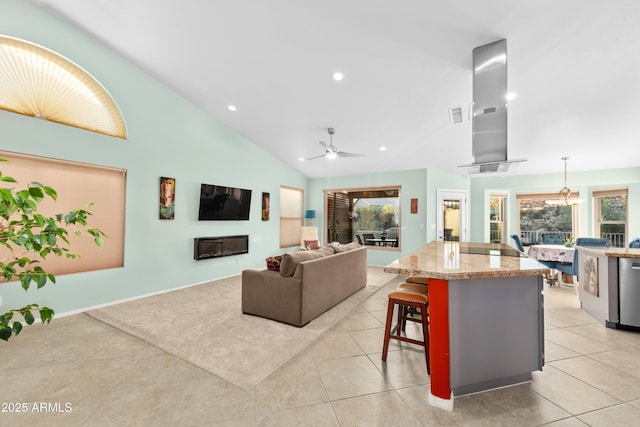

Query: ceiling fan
left=304, top=128, right=366, bottom=160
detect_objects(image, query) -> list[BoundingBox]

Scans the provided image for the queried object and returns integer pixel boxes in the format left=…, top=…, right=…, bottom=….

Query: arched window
left=0, top=35, right=126, bottom=138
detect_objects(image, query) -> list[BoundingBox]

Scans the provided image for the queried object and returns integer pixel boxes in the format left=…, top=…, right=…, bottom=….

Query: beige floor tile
left=456, top=382, right=570, bottom=426
left=551, top=356, right=640, bottom=401
left=358, top=296, right=388, bottom=312
left=4, top=269, right=640, bottom=426
left=349, top=327, right=400, bottom=355
left=255, top=403, right=339, bottom=427
left=543, top=417, right=590, bottom=426
left=330, top=311, right=384, bottom=332
left=544, top=340, right=581, bottom=362
left=254, top=353, right=329, bottom=413
left=315, top=355, right=392, bottom=400
left=306, top=332, right=364, bottom=361
left=577, top=403, right=640, bottom=427
left=565, top=324, right=640, bottom=348
left=544, top=309, right=597, bottom=329
left=531, top=364, right=621, bottom=414
left=331, top=391, right=422, bottom=427
left=368, top=349, right=430, bottom=389
left=545, top=328, right=617, bottom=355
left=588, top=346, right=640, bottom=378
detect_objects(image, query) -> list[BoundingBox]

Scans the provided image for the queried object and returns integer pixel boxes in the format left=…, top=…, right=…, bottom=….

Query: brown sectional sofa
left=241, top=243, right=367, bottom=327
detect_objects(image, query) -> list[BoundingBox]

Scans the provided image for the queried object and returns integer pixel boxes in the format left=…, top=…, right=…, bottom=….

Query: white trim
left=428, top=392, right=454, bottom=411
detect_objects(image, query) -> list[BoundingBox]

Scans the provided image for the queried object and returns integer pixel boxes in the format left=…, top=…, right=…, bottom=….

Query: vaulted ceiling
left=34, top=0, right=640, bottom=178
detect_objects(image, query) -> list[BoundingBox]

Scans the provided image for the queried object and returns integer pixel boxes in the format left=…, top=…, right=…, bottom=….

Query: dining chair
left=556, top=237, right=610, bottom=279
left=362, top=233, right=376, bottom=246
left=540, top=233, right=565, bottom=245
left=511, top=234, right=525, bottom=252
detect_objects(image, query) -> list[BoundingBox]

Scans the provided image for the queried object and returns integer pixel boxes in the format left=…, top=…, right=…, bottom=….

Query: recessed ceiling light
left=298, top=157, right=305, bottom=162
left=227, top=105, right=237, bottom=111
left=379, top=146, right=387, bottom=151
left=332, top=72, right=344, bottom=81
left=506, top=93, right=517, bottom=101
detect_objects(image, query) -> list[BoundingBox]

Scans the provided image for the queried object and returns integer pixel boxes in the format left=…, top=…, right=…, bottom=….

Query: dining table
left=527, top=244, right=575, bottom=285
left=366, top=238, right=398, bottom=247
left=527, top=244, right=575, bottom=263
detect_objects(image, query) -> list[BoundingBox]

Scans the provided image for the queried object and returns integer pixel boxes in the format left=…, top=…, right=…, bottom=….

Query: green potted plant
left=0, top=159, right=106, bottom=341
left=329, top=219, right=340, bottom=242
left=562, top=235, right=575, bottom=247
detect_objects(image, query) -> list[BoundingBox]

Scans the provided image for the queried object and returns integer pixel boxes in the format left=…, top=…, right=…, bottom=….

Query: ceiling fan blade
left=304, top=153, right=327, bottom=161
left=337, top=151, right=366, bottom=157
left=318, top=141, right=328, bottom=149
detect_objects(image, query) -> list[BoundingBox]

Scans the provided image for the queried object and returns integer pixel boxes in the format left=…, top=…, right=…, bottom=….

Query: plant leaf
left=23, top=311, right=35, bottom=325
left=0, top=326, right=11, bottom=341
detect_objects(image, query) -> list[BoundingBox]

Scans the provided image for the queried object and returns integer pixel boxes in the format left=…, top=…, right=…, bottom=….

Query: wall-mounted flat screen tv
left=198, top=184, right=252, bottom=220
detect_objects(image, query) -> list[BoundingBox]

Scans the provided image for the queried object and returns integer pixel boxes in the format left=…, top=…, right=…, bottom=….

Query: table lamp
left=304, top=209, right=316, bottom=226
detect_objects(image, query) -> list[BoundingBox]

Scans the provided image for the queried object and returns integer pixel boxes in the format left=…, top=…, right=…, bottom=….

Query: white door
left=436, top=189, right=468, bottom=242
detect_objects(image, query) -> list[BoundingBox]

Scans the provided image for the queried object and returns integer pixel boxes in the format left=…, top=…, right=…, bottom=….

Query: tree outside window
left=594, top=188, right=627, bottom=248
left=516, top=193, right=577, bottom=245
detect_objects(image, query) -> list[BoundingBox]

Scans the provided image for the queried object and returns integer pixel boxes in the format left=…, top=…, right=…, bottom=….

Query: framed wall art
left=583, top=254, right=599, bottom=296
left=262, top=192, right=270, bottom=221
left=159, top=177, right=175, bottom=220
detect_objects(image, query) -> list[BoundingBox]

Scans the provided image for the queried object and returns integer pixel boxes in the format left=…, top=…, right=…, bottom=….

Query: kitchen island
left=384, top=241, right=549, bottom=410
left=572, top=246, right=640, bottom=330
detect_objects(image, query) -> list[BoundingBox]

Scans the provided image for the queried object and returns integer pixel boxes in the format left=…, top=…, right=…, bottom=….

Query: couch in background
left=242, top=243, right=367, bottom=327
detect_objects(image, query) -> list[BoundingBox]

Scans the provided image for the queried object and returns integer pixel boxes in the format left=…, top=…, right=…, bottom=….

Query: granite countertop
left=576, top=246, right=640, bottom=259
left=384, top=241, right=549, bottom=280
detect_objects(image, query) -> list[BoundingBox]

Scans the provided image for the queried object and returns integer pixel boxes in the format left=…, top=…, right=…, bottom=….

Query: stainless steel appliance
left=619, top=258, right=640, bottom=328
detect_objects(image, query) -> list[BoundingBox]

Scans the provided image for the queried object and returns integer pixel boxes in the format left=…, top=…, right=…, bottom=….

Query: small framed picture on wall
left=411, top=198, right=418, bottom=214
left=159, top=177, right=175, bottom=220
left=262, top=192, right=270, bottom=221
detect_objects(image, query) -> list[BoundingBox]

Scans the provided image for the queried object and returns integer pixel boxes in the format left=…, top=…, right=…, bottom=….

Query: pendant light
left=546, top=157, right=584, bottom=205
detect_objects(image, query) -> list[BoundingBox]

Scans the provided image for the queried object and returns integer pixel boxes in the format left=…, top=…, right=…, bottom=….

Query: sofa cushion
left=280, top=247, right=334, bottom=277
left=333, top=241, right=361, bottom=253
left=266, top=255, right=283, bottom=271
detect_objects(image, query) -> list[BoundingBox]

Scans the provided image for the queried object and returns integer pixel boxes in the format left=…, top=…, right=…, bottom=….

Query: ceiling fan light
left=326, top=151, right=338, bottom=159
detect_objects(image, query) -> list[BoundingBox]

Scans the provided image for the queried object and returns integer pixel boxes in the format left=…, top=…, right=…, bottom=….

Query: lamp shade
left=304, top=210, right=316, bottom=219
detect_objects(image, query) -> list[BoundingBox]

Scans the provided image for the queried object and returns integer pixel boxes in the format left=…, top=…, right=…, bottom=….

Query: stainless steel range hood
left=459, top=39, right=526, bottom=175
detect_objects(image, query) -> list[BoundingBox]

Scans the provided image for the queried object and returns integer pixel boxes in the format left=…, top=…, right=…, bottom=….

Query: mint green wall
left=469, top=167, right=640, bottom=244
left=309, top=168, right=459, bottom=266
left=0, top=1, right=307, bottom=315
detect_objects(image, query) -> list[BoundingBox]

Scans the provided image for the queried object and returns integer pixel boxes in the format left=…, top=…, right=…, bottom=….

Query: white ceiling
left=34, top=0, right=640, bottom=179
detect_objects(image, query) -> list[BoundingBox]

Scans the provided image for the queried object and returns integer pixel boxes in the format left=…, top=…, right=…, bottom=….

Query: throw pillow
left=304, top=239, right=320, bottom=250
left=266, top=255, right=283, bottom=271
left=333, top=241, right=361, bottom=253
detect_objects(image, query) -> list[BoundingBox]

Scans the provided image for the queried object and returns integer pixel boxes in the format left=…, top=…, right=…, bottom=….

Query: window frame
left=324, top=185, right=401, bottom=251
left=515, top=192, right=580, bottom=245
left=279, top=185, right=304, bottom=248
left=593, top=187, right=628, bottom=248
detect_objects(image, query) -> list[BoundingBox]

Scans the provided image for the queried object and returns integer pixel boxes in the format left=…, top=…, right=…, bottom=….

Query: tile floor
left=2, top=279, right=640, bottom=426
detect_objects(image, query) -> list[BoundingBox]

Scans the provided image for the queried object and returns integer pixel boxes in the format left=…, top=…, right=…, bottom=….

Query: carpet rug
left=87, top=266, right=401, bottom=390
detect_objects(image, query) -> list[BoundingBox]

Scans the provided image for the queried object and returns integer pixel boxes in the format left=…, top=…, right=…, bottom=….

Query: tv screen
left=198, top=184, right=252, bottom=220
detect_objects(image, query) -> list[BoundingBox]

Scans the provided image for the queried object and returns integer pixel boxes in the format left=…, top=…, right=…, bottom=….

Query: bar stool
left=382, top=286, right=430, bottom=374
left=397, top=281, right=428, bottom=332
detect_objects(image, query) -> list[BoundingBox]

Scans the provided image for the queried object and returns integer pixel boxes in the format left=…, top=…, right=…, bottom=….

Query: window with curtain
left=593, top=188, right=627, bottom=248
left=0, top=150, right=125, bottom=275
left=516, top=192, right=579, bottom=245
left=279, top=186, right=303, bottom=248
left=0, top=35, right=126, bottom=139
